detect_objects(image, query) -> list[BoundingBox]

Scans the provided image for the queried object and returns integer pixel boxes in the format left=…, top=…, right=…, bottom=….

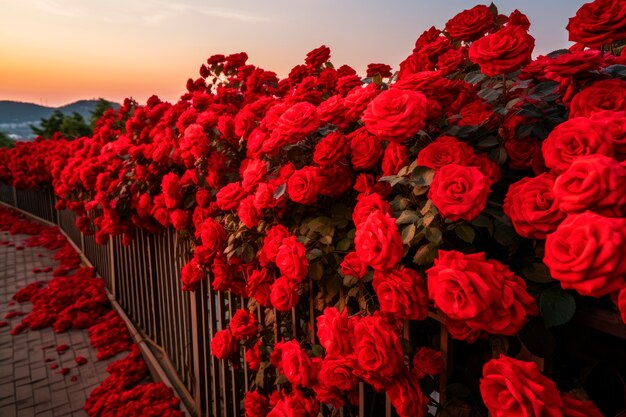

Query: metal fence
left=2, top=185, right=451, bottom=417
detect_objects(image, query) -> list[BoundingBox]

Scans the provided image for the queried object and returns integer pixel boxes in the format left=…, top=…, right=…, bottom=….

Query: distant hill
left=0, top=99, right=120, bottom=140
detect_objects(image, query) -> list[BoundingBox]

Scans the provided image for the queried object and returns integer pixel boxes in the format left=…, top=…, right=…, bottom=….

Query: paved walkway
left=0, top=230, right=121, bottom=417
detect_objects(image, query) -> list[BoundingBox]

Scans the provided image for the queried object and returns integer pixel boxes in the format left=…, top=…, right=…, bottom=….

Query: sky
left=0, top=0, right=586, bottom=107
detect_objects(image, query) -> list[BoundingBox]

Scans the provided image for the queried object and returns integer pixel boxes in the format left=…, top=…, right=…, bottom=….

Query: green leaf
left=336, top=238, right=352, bottom=251
left=539, top=287, right=576, bottom=327
left=306, top=248, right=323, bottom=260
left=424, top=227, right=442, bottom=244
left=309, top=261, right=324, bottom=281
left=518, top=317, right=555, bottom=358
left=396, top=210, right=420, bottom=225
left=455, top=224, right=475, bottom=244
left=521, top=262, right=553, bottom=283
left=411, top=166, right=435, bottom=186
left=402, top=224, right=417, bottom=244
left=488, top=2, right=498, bottom=17
left=412, top=243, right=438, bottom=266
left=465, top=71, right=487, bottom=85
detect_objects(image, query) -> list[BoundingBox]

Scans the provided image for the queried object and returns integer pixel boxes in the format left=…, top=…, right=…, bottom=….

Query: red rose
left=230, top=309, right=258, bottom=340
left=445, top=5, right=494, bottom=42
left=387, top=371, right=427, bottom=417
left=244, top=391, right=269, bottom=417
left=427, top=251, right=537, bottom=338
left=352, top=192, right=392, bottom=227
left=318, top=95, right=348, bottom=128
left=247, top=269, right=272, bottom=307
left=352, top=315, right=404, bottom=380
left=305, top=45, right=331, bottom=68
left=362, top=89, right=428, bottom=143
left=590, top=111, right=626, bottom=159
left=541, top=117, right=613, bottom=173
left=569, top=79, right=626, bottom=118
left=254, top=182, right=280, bottom=209
left=180, top=123, right=209, bottom=160
left=436, top=47, right=467, bottom=75
left=169, top=209, right=189, bottom=231
left=161, top=173, right=182, bottom=209
left=274, top=102, right=320, bottom=139
left=242, top=159, right=268, bottom=192
left=339, top=252, right=367, bottom=280
left=318, top=164, right=353, bottom=197
left=246, top=341, right=261, bottom=371
left=317, top=358, right=357, bottom=392
left=416, top=136, right=475, bottom=170
left=216, top=182, right=245, bottom=210
left=316, top=307, right=353, bottom=358
left=373, top=267, right=428, bottom=320
left=181, top=259, right=206, bottom=291
left=381, top=142, right=409, bottom=176
left=211, top=256, right=231, bottom=291
left=469, top=25, right=535, bottom=77
left=508, top=9, right=531, bottom=30
left=504, top=138, right=543, bottom=171
left=349, top=128, right=383, bottom=170
left=211, top=329, right=237, bottom=359
left=280, top=340, right=313, bottom=387
left=366, top=63, right=393, bottom=78
left=429, top=164, right=490, bottom=221
left=480, top=355, right=563, bottom=417
left=544, top=212, right=626, bottom=297
left=412, top=348, right=444, bottom=379
left=457, top=100, right=494, bottom=126
left=554, top=154, right=626, bottom=216
left=355, top=210, right=404, bottom=271
left=259, top=225, right=291, bottom=265
left=560, top=393, right=604, bottom=417
left=197, top=218, right=227, bottom=259
left=270, top=276, right=299, bottom=312
left=566, top=0, right=626, bottom=47
left=286, top=166, right=320, bottom=205
left=313, top=132, right=349, bottom=167
left=504, top=173, right=566, bottom=239
left=237, top=195, right=260, bottom=229
left=276, top=236, right=309, bottom=282
left=344, top=84, right=380, bottom=122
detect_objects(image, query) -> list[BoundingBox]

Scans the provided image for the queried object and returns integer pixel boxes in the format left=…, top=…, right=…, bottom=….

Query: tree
left=90, top=98, right=114, bottom=128
left=0, top=131, right=15, bottom=148
left=31, top=110, right=91, bottom=139
left=31, top=110, right=65, bottom=138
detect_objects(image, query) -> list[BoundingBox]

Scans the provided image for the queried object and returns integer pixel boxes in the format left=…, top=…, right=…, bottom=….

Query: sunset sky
left=1, top=0, right=586, bottom=107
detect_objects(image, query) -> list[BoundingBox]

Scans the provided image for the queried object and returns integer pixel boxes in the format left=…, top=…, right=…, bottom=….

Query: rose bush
left=2, top=1, right=625, bottom=416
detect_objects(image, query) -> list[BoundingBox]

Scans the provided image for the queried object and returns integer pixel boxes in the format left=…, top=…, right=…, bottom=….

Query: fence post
left=12, top=186, right=17, bottom=209
left=189, top=292, right=202, bottom=414
left=108, top=239, right=116, bottom=298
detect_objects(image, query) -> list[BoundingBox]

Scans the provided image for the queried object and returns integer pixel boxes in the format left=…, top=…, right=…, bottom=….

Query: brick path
left=0, top=230, right=122, bottom=417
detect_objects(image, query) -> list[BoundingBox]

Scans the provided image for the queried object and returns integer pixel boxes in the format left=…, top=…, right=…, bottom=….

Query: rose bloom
left=340, top=252, right=367, bottom=280
left=428, top=164, right=490, bottom=222
left=381, top=142, right=410, bottom=176
left=554, top=154, right=626, bottom=217
left=412, top=347, right=444, bottom=379
left=373, top=267, right=428, bottom=320
left=305, top=45, right=330, bottom=67
left=566, top=0, right=626, bottom=47
left=445, top=4, right=494, bottom=41
left=469, top=25, right=535, bottom=77
left=197, top=218, right=227, bottom=258
left=541, top=117, right=613, bottom=173
left=427, top=251, right=537, bottom=338
left=504, top=138, right=543, bottom=171
left=617, top=288, right=626, bottom=325
left=480, top=355, right=562, bottom=417
left=270, top=276, right=299, bottom=312
left=352, top=315, right=404, bottom=379
left=275, top=236, right=309, bottom=282
left=349, top=128, right=383, bottom=170
left=362, top=89, right=428, bottom=143
left=316, top=307, right=353, bottom=358
left=211, top=329, right=237, bottom=359
left=560, top=393, right=604, bottom=417
left=244, top=391, right=269, bottom=417
left=318, top=357, right=358, bottom=392
left=590, top=110, right=626, bottom=159
left=366, top=63, right=393, bottom=78
left=352, top=192, right=392, bottom=227
left=246, top=341, right=261, bottom=371
left=286, top=166, right=321, bottom=205
left=355, top=210, right=404, bottom=271
left=274, top=101, right=319, bottom=140
left=161, top=173, right=183, bottom=209
left=313, top=132, right=349, bottom=167
left=569, top=79, right=626, bottom=118
left=237, top=195, right=260, bottom=229
left=416, top=136, right=475, bottom=170
left=318, top=95, right=348, bottom=128
left=229, top=309, right=258, bottom=340
left=280, top=340, right=313, bottom=388
left=386, top=370, right=427, bottom=417
left=242, top=159, right=268, bottom=192
left=216, top=182, right=245, bottom=210
left=544, top=212, right=626, bottom=297
left=181, top=258, right=206, bottom=291
left=504, top=173, right=566, bottom=239
left=259, top=225, right=291, bottom=265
